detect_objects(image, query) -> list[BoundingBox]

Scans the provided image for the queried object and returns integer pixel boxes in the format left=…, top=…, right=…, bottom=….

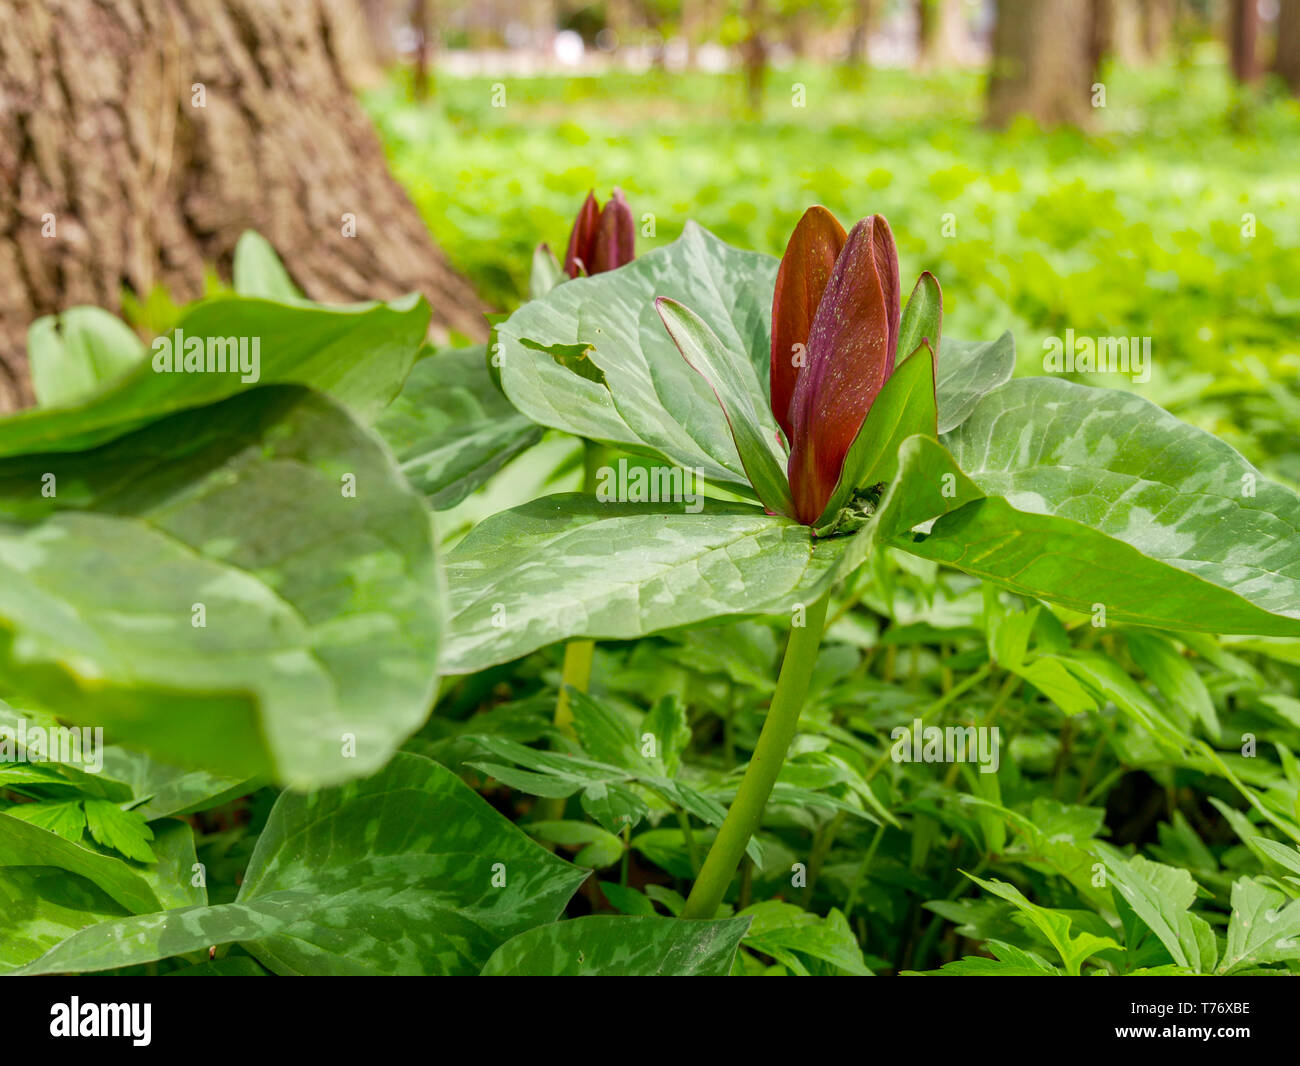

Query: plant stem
left=681, top=591, right=830, bottom=919
left=552, top=638, right=594, bottom=736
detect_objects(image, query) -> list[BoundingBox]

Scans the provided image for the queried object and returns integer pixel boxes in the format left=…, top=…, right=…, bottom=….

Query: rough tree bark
left=0, top=0, right=487, bottom=414
left=986, top=0, right=1095, bottom=128
left=1277, top=0, right=1300, bottom=95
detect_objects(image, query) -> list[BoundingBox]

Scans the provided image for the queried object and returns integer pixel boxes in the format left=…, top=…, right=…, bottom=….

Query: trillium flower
left=563, top=188, right=635, bottom=278
left=776, top=209, right=901, bottom=524
left=658, top=206, right=940, bottom=529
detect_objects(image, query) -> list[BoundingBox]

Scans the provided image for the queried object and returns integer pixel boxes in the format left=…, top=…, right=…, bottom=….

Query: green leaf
left=497, top=222, right=776, bottom=487
left=964, top=872, right=1120, bottom=975
left=1252, top=837, right=1300, bottom=877
left=0, top=811, right=192, bottom=914
left=529, top=244, right=566, bottom=301
left=0, top=867, right=129, bottom=973
left=82, top=799, right=156, bottom=864
left=1125, top=631, right=1219, bottom=737
left=739, top=901, right=872, bottom=975
left=15, top=894, right=318, bottom=976
left=27, top=308, right=147, bottom=409
left=598, top=881, right=658, bottom=916
left=895, top=272, right=942, bottom=378
left=528, top=820, right=625, bottom=868
left=374, top=345, right=543, bottom=509
left=877, top=380, right=1300, bottom=636
left=816, top=340, right=937, bottom=531
left=1218, top=877, right=1300, bottom=973
left=656, top=296, right=793, bottom=516
left=231, top=231, right=302, bottom=301
left=0, top=291, right=430, bottom=458
left=934, top=332, right=1015, bottom=434
left=0, top=387, right=442, bottom=788
left=3, top=800, right=86, bottom=841
left=1098, top=848, right=1215, bottom=972
left=480, top=914, right=751, bottom=975
left=440, top=495, right=846, bottom=673
left=235, top=753, right=588, bottom=975
left=909, top=939, right=1061, bottom=976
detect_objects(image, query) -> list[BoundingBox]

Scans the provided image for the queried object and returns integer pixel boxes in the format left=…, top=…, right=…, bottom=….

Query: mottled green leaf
left=934, top=332, right=1014, bottom=434
left=375, top=345, right=542, bottom=509
left=920, top=378, right=1300, bottom=635
left=497, top=222, right=775, bottom=487
left=656, top=296, right=793, bottom=516
left=235, top=753, right=588, bottom=975
left=480, top=914, right=751, bottom=976
left=0, top=387, right=442, bottom=788
left=440, top=495, right=846, bottom=673
left=0, top=867, right=129, bottom=973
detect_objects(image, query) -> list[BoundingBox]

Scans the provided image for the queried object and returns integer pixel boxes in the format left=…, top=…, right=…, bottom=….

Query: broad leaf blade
left=28, top=308, right=147, bottom=409
left=374, top=345, right=543, bottom=509
left=0, top=387, right=443, bottom=787
left=656, top=297, right=793, bottom=516
left=936, top=332, right=1014, bottom=434
left=0, top=292, right=430, bottom=457
left=497, top=222, right=778, bottom=486
left=480, top=914, right=751, bottom=976
left=236, top=753, right=589, bottom=975
left=440, top=495, right=846, bottom=674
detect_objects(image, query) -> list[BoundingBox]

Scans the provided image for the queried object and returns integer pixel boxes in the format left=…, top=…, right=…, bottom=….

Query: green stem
left=552, top=639, right=594, bottom=736
left=682, top=592, right=831, bottom=919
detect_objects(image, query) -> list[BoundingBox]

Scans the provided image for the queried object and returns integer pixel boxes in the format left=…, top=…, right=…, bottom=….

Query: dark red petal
left=787, top=215, right=898, bottom=525
left=590, top=188, right=636, bottom=274
left=770, top=207, right=847, bottom=445
left=563, top=191, right=601, bottom=278
left=872, top=215, right=901, bottom=372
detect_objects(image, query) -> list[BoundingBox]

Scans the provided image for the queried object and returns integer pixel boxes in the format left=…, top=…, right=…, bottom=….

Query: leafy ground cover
left=2, top=62, right=1299, bottom=979
left=367, top=59, right=1300, bottom=482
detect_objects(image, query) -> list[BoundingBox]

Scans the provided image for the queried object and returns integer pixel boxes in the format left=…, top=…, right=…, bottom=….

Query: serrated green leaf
left=82, top=799, right=155, bottom=864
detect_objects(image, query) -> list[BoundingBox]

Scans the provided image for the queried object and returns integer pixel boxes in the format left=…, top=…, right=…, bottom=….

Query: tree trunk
left=1277, top=0, right=1300, bottom=95
left=847, top=0, right=873, bottom=66
left=1228, top=0, right=1260, bottom=83
left=987, top=0, right=1095, bottom=128
left=741, top=0, right=767, bottom=114
left=916, top=0, right=964, bottom=70
left=0, top=0, right=486, bottom=414
left=1140, top=0, right=1175, bottom=61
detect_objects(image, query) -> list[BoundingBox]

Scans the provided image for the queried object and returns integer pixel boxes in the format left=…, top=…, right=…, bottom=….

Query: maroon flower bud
left=779, top=210, right=901, bottom=525
left=563, top=189, right=635, bottom=278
